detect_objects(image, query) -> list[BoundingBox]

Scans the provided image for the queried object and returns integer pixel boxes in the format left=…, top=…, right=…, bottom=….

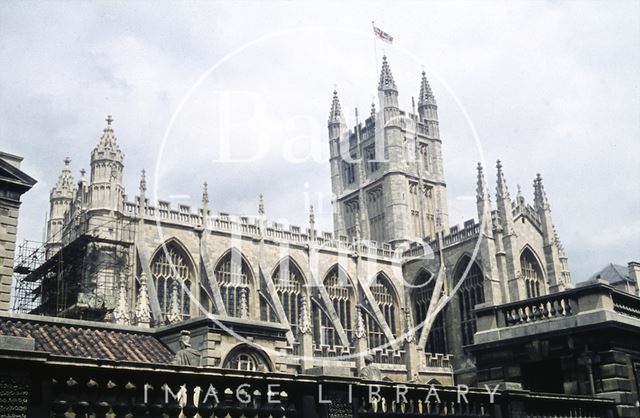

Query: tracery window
left=413, top=270, right=447, bottom=354
left=343, top=161, right=356, bottom=185
left=365, top=145, right=379, bottom=173
left=366, top=273, right=396, bottom=349
left=151, top=243, right=192, bottom=321
left=457, top=258, right=485, bottom=346
left=367, top=188, right=385, bottom=243
left=214, top=250, right=253, bottom=318
left=344, top=199, right=359, bottom=240
left=262, top=259, right=305, bottom=336
left=521, top=249, right=543, bottom=298
left=312, top=266, right=353, bottom=347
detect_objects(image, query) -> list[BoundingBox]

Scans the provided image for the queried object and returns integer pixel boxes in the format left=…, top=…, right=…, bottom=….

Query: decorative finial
left=370, top=101, right=376, bottom=118
left=378, top=54, right=397, bottom=90
left=166, top=281, right=183, bottom=324
left=403, top=308, right=415, bottom=343
left=258, top=193, right=264, bottom=215
left=139, top=169, right=147, bottom=194
left=238, top=287, right=249, bottom=319
left=298, top=299, right=312, bottom=335
left=64, top=156, right=71, bottom=166
left=202, top=181, right=209, bottom=207
left=134, top=272, right=152, bottom=327
left=418, top=70, right=436, bottom=106
left=309, top=204, right=315, bottom=224
left=106, top=115, right=113, bottom=126
left=354, top=306, right=366, bottom=339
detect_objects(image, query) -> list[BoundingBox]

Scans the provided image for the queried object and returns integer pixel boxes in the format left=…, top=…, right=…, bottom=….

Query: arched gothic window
left=413, top=270, right=448, bottom=354
left=457, top=258, right=485, bottom=346
left=312, top=266, right=353, bottom=348
left=365, top=273, right=397, bottom=349
left=151, top=243, right=192, bottom=321
left=262, top=259, right=306, bottom=336
left=521, top=249, right=544, bottom=298
left=214, top=250, right=253, bottom=318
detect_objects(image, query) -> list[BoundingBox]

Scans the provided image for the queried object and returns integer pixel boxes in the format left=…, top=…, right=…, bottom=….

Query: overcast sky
left=1, top=1, right=638, bottom=282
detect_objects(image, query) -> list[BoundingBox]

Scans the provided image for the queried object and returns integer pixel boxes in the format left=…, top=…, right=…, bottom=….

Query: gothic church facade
left=37, top=56, right=571, bottom=383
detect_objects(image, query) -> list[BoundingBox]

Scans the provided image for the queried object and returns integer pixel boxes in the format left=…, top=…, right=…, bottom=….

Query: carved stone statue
left=358, top=354, right=382, bottom=380
left=173, top=330, right=202, bottom=366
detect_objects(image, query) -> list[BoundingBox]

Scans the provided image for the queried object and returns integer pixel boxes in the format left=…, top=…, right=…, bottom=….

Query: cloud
left=1, top=0, right=638, bottom=282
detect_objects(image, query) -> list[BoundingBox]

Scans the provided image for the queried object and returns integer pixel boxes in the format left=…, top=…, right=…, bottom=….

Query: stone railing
left=504, top=294, right=575, bottom=326
left=612, top=291, right=640, bottom=320
left=442, top=220, right=480, bottom=247
left=476, top=281, right=640, bottom=333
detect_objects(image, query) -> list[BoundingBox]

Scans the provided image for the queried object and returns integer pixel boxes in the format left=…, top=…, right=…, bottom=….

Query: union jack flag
left=373, top=24, right=393, bottom=44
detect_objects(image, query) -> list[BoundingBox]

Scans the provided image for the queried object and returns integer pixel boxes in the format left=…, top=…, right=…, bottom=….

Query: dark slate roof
left=589, top=263, right=634, bottom=285
left=0, top=317, right=174, bottom=364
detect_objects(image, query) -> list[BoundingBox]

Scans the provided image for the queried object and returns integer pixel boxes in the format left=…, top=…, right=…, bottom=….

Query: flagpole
left=371, top=21, right=379, bottom=85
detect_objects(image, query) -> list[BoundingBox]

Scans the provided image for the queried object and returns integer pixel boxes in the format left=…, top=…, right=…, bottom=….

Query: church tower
left=329, top=56, right=449, bottom=246
left=46, top=157, right=75, bottom=256
left=89, top=115, right=125, bottom=214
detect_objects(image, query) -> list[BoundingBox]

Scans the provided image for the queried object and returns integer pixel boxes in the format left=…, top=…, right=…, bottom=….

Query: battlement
left=124, top=197, right=398, bottom=258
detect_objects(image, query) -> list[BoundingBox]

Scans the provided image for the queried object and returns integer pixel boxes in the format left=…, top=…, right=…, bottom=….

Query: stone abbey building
left=2, top=56, right=638, bottom=417
left=19, top=55, right=570, bottom=380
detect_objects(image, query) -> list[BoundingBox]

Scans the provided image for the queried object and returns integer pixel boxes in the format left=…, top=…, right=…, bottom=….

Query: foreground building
left=2, top=56, right=637, bottom=417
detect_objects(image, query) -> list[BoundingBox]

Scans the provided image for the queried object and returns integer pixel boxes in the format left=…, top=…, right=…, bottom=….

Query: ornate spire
left=533, top=173, right=549, bottom=211
left=134, top=272, right=152, bottom=327
left=94, top=115, right=122, bottom=155
left=298, top=299, right=312, bottom=335
left=495, top=160, right=510, bottom=200
left=328, top=90, right=343, bottom=123
left=166, top=281, right=182, bottom=324
left=308, top=204, right=316, bottom=241
left=418, top=71, right=436, bottom=106
left=139, top=169, right=147, bottom=195
left=52, top=157, right=75, bottom=197
left=370, top=101, right=376, bottom=118
left=354, top=306, right=367, bottom=339
left=113, top=273, right=131, bottom=325
left=378, top=55, right=397, bottom=91
left=238, top=287, right=249, bottom=319
left=202, top=181, right=209, bottom=207
left=476, top=162, right=490, bottom=203
left=258, top=193, right=265, bottom=216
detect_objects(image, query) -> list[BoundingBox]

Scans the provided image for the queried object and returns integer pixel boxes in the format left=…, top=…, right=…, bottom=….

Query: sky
left=1, top=1, right=638, bottom=282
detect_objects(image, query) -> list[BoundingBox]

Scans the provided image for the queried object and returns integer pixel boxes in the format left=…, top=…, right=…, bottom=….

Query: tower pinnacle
left=328, top=90, right=343, bottom=123
left=378, top=55, right=397, bottom=91
left=418, top=71, right=436, bottom=106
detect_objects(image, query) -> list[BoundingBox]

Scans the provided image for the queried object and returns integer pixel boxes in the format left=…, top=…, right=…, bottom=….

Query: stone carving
left=113, top=273, right=130, bottom=325
left=134, top=272, right=152, bottom=327
left=358, top=354, right=382, bottom=380
left=238, top=287, right=249, bottom=319
left=298, top=299, right=312, bottom=335
left=403, top=308, right=415, bottom=343
left=173, top=330, right=202, bottom=366
left=354, top=307, right=366, bottom=339
left=166, top=281, right=182, bottom=324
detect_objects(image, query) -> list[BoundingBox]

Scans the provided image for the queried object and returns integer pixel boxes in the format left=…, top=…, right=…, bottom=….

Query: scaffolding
left=12, top=216, right=135, bottom=321
left=12, top=240, right=46, bottom=313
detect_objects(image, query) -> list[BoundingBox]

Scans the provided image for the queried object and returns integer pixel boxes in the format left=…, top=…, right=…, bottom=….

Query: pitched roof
left=589, top=263, right=634, bottom=285
left=0, top=317, right=173, bottom=364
